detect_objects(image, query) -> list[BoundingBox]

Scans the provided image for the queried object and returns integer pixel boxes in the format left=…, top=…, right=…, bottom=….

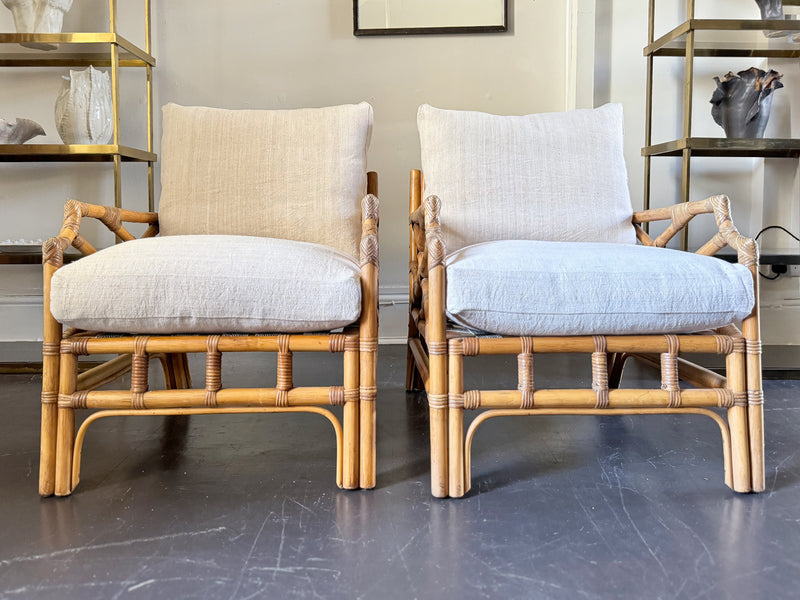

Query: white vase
left=34, top=0, right=72, bottom=34
left=55, top=66, right=114, bottom=145
left=2, top=0, right=74, bottom=50
left=2, top=0, right=38, bottom=32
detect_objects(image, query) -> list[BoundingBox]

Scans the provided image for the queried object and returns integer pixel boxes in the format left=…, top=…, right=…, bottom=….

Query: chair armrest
left=633, top=195, right=758, bottom=267
left=43, top=199, right=159, bottom=268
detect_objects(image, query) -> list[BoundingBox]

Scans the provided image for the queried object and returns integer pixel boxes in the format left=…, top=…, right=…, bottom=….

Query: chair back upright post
left=424, top=192, right=448, bottom=498
left=406, top=171, right=424, bottom=391
left=359, top=172, right=379, bottom=489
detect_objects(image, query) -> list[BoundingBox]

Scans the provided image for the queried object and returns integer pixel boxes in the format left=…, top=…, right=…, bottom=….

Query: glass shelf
left=645, top=20, right=800, bottom=58
left=0, top=144, right=156, bottom=162
left=0, top=33, right=154, bottom=66
left=643, top=138, right=800, bottom=158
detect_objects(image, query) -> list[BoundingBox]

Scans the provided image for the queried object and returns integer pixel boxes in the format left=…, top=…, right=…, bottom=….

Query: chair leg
left=608, top=352, right=630, bottom=389
left=448, top=348, right=466, bottom=497
left=430, top=405, right=448, bottom=498
left=343, top=339, right=359, bottom=489
left=746, top=341, right=765, bottom=492
left=39, top=346, right=60, bottom=496
left=429, top=348, right=448, bottom=498
left=406, top=344, right=419, bottom=391
left=726, top=350, right=751, bottom=492
left=163, top=352, right=191, bottom=389
left=55, top=352, right=78, bottom=496
left=406, top=342, right=426, bottom=393
left=359, top=344, right=377, bottom=490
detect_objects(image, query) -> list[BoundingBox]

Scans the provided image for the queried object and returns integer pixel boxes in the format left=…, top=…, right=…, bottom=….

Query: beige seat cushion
left=445, top=240, right=754, bottom=336
left=158, top=102, right=373, bottom=259
left=50, top=236, right=362, bottom=334
left=418, top=103, right=636, bottom=253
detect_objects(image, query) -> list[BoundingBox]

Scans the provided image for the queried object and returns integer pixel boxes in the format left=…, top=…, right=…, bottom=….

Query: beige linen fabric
left=158, top=102, right=373, bottom=259
left=50, top=235, right=362, bottom=334
left=418, top=103, right=636, bottom=253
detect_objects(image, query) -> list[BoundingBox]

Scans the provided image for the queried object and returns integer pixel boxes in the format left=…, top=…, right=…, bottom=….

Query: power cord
left=755, top=225, right=800, bottom=244
left=754, top=226, right=800, bottom=280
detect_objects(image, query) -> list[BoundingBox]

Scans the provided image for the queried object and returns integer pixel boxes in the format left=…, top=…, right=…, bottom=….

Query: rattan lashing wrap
left=424, top=195, right=445, bottom=270
left=660, top=335, right=681, bottom=408
left=518, top=337, right=535, bottom=409
left=205, top=335, right=222, bottom=408
left=276, top=334, right=292, bottom=408
left=360, top=194, right=379, bottom=268
left=591, top=336, right=610, bottom=409
left=131, top=336, right=150, bottom=410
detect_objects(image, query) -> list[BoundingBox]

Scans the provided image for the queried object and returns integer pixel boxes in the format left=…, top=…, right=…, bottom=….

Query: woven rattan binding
left=592, top=335, right=610, bottom=409
left=205, top=335, right=222, bottom=408
left=660, top=335, right=681, bottom=408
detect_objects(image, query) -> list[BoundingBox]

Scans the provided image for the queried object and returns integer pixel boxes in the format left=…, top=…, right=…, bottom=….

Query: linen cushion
left=417, top=103, right=636, bottom=253
left=445, top=240, right=754, bottom=336
left=50, top=236, right=362, bottom=334
left=158, top=102, right=373, bottom=259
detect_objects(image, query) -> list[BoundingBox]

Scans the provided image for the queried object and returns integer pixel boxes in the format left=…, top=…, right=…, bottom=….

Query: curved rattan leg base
left=462, top=408, right=737, bottom=499
left=69, top=407, right=345, bottom=496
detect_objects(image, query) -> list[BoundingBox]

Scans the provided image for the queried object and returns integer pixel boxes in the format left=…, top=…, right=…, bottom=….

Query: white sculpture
left=0, top=117, right=46, bottom=143
left=55, top=66, right=114, bottom=145
left=2, top=0, right=74, bottom=50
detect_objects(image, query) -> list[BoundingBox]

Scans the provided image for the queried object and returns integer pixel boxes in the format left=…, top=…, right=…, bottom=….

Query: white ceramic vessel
left=1, top=0, right=74, bottom=50
left=54, top=66, right=114, bottom=145
left=0, top=116, right=45, bottom=143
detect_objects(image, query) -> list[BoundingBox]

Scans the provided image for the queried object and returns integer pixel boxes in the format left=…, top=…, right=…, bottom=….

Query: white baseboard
left=377, top=285, right=408, bottom=344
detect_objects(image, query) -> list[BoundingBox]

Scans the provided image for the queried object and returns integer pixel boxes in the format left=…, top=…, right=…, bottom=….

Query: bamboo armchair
left=39, top=103, right=379, bottom=496
left=409, top=104, right=763, bottom=498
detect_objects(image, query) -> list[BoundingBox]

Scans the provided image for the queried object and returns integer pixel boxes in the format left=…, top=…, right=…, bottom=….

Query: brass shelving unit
left=642, top=0, right=800, bottom=252
left=0, top=0, right=155, bottom=264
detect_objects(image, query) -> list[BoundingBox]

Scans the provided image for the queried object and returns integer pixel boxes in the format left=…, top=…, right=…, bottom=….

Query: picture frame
left=353, top=0, right=508, bottom=36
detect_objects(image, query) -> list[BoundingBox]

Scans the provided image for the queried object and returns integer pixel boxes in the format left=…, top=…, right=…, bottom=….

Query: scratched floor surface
left=1, top=346, right=798, bottom=599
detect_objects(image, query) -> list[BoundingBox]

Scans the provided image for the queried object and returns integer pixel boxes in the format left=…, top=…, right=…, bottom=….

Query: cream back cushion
left=418, top=103, right=636, bottom=252
left=158, top=102, right=373, bottom=258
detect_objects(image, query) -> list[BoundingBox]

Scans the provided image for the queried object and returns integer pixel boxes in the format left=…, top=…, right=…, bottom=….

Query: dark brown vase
left=755, top=0, right=783, bottom=19
left=710, top=68, right=783, bottom=138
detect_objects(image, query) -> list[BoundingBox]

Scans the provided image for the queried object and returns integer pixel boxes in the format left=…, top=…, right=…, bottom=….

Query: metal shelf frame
left=642, top=0, right=800, bottom=250
left=0, top=0, right=155, bottom=211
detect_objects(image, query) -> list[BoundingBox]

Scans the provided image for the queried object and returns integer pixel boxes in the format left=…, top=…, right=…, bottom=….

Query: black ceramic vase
left=710, top=68, right=783, bottom=138
left=755, top=0, right=783, bottom=19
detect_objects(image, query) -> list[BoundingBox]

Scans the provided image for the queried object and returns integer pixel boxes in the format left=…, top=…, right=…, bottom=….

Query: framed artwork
left=354, top=0, right=508, bottom=36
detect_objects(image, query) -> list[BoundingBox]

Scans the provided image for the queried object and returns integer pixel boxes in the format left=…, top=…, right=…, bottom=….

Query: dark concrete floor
left=1, top=345, right=799, bottom=599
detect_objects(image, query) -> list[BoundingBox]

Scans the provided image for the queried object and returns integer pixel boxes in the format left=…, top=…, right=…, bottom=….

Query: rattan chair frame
left=38, top=173, right=379, bottom=497
left=406, top=169, right=764, bottom=498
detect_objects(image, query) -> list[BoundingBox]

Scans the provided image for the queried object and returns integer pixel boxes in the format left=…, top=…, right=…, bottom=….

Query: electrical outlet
left=790, top=265, right=800, bottom=277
